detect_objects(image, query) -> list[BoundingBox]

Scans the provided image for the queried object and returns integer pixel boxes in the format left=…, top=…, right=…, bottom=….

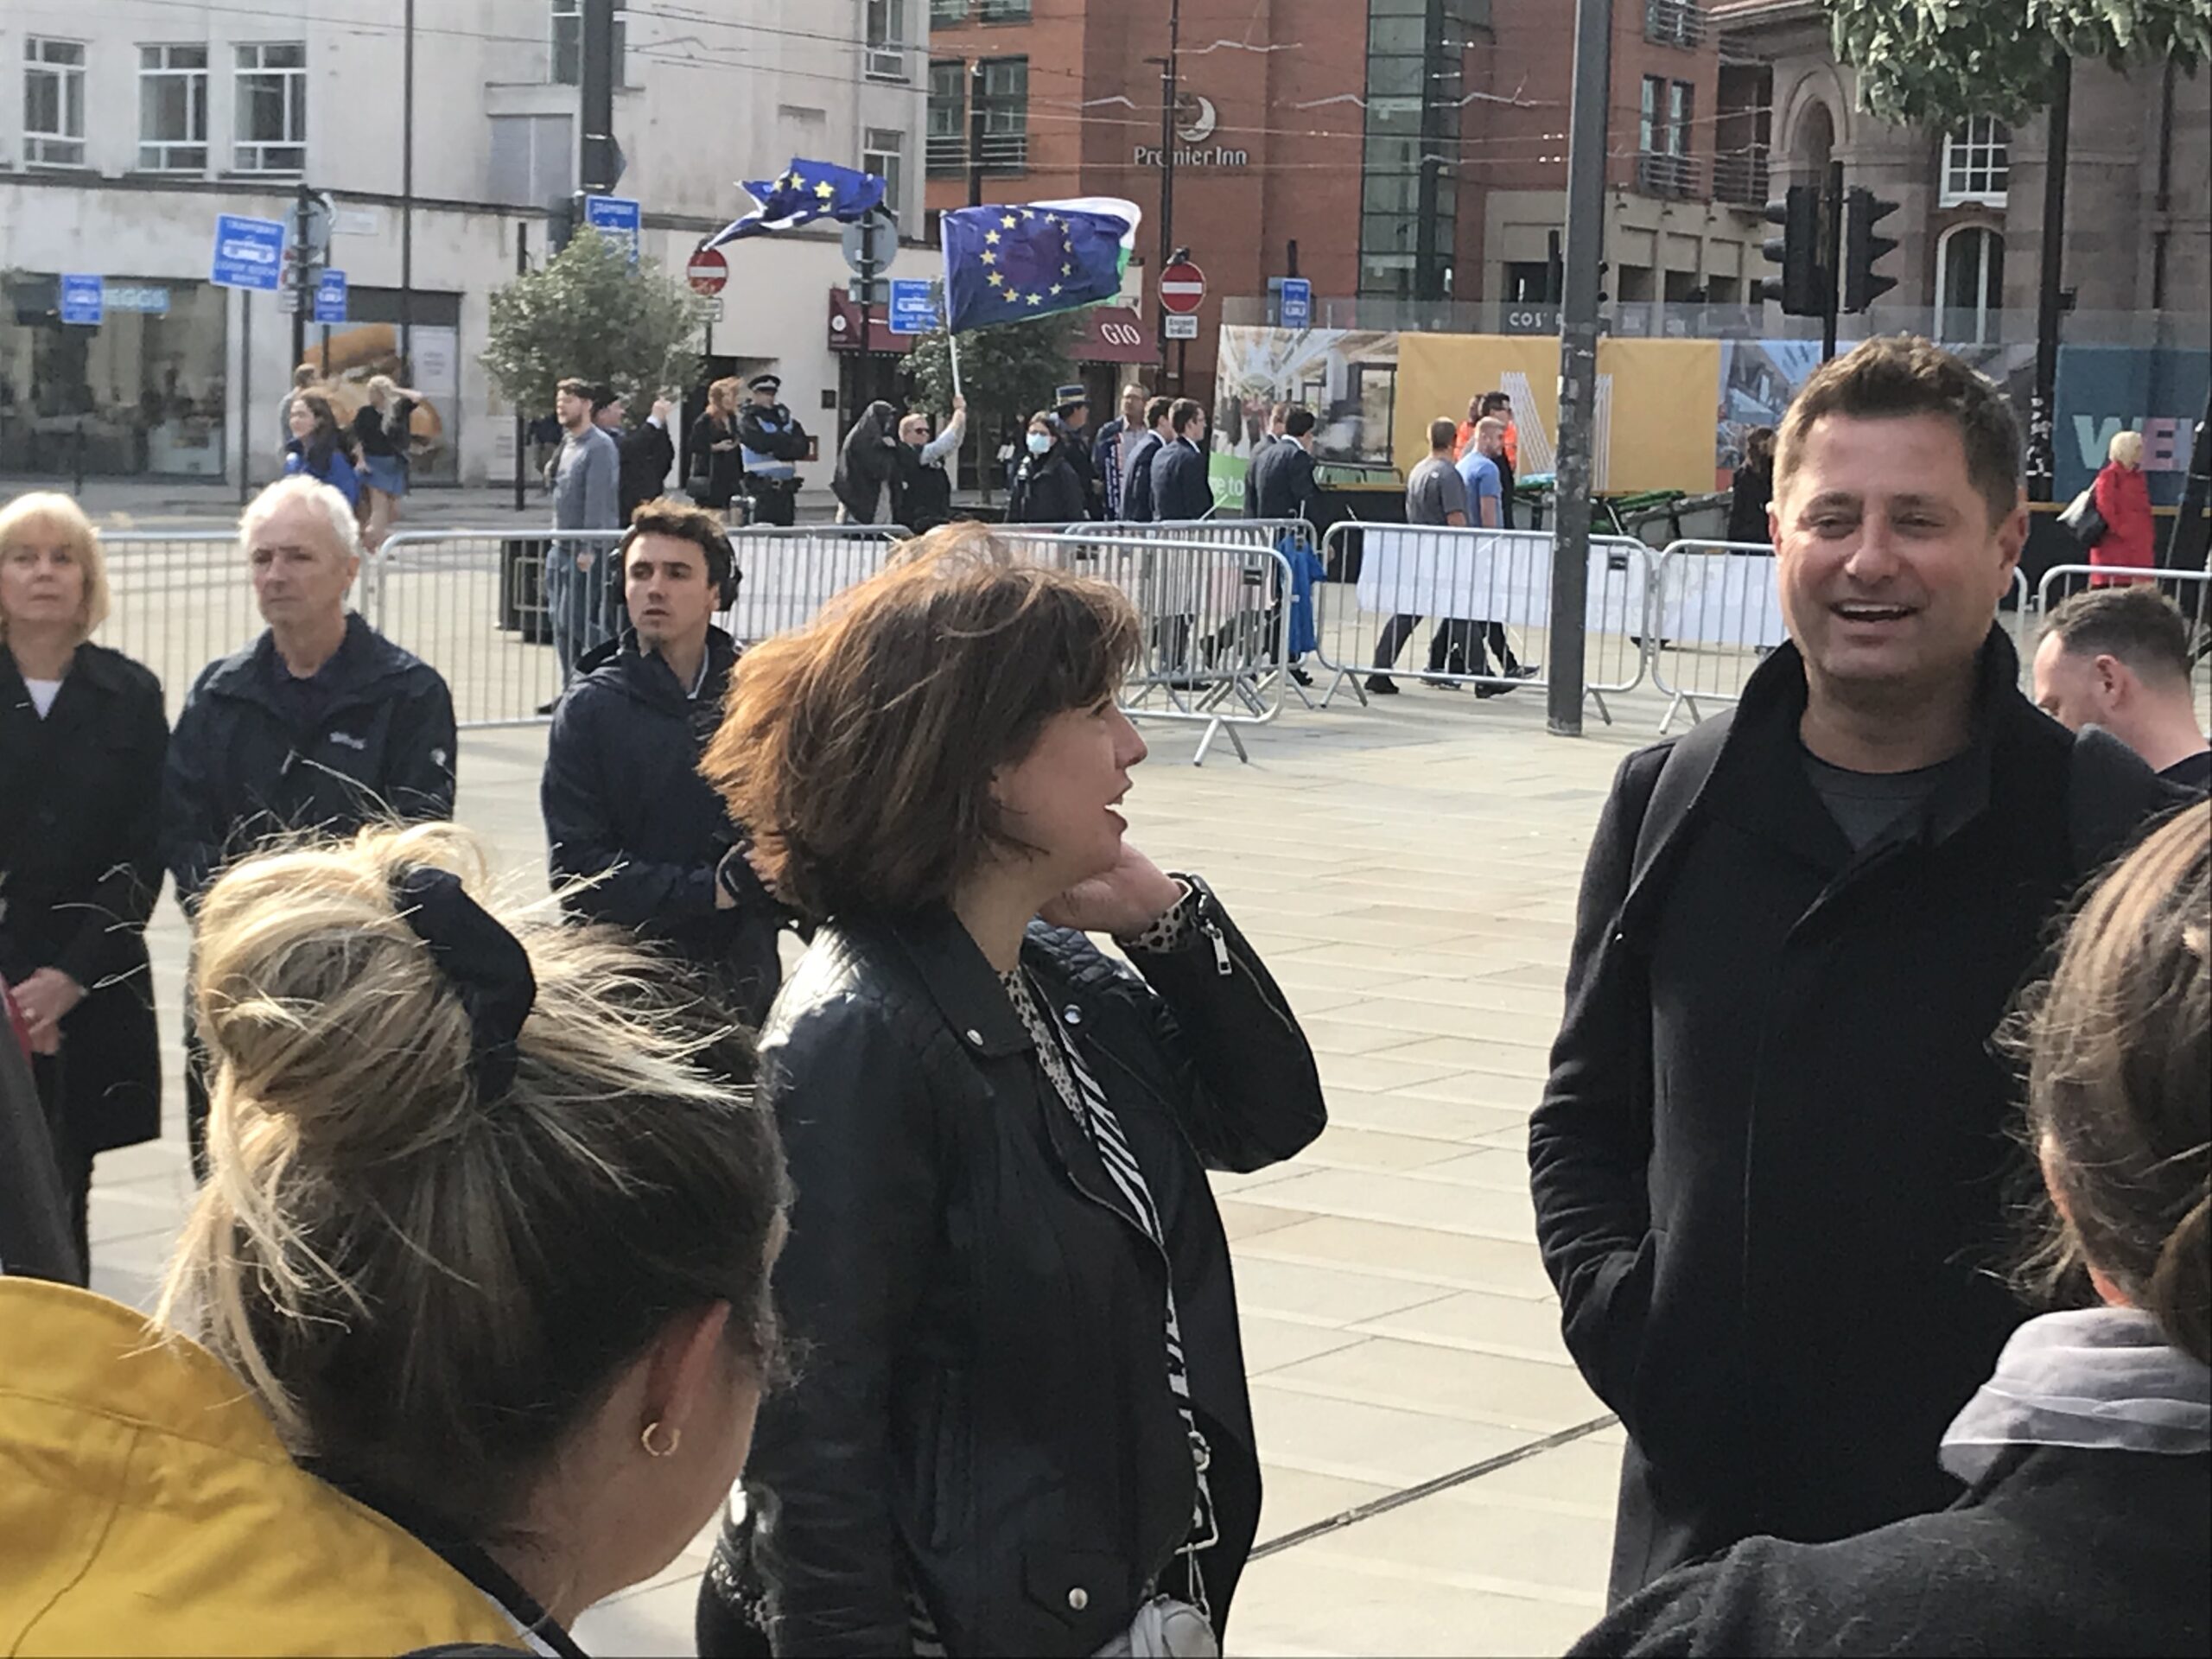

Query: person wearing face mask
left=832, top=401, right=904, bottom=525
left=1007, top=412, right=1090, bottom=526
left=693, top=527, right=1325, bottom=1656
left=891, top=395, right=969, bottom=535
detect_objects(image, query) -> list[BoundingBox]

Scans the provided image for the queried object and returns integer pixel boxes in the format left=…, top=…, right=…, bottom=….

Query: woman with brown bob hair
left=696, top=525, right=1326, bottom=1656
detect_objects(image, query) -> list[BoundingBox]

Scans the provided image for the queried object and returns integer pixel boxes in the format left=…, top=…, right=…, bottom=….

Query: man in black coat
left=1528, top=337, right=2190, bottom=1603
left=1055, top=385, right=1101, bottom=519
left=1246, top=406, right=1319, bottom=522
left=594, top=385, right=677, bottom=530
left=1122, top=396, right=1173, bottom=524
left=541, top=501, right=785, bottom=1027
left=164, top=476, right=457, bottom=1170
left=1149, top=398, right=1213, bottom=522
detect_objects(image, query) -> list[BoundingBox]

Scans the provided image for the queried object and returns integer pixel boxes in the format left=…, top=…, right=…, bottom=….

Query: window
left=24, top=38, right=86, bottom=167
left=977, top=56, right=1027, bottom=171
left=1637, top=74, right=1694, bottom=194
left=550, top=0, right=627, bottom=88
left=927, top=60, right=967, bottom=175
left=139, top=44, right=208, bottom=172
left=488, top=111, right=574, bottom=206
left=1936, top=225, right=2004, bottom=345
left=1358, top=0, right=1467, bottom=301
left=931, top=0, right=968, bottom=22
left=1941, top=117, right=2009, bottom=207
left=979, top=0, right=1032, bottom=19
left=1644, top=0, right=1704, bottom=48
left=863, top=127, right=905, bottom=221
left=865, top=0, right=908, bottom=81
left=234, top=42, right=306, bottom=173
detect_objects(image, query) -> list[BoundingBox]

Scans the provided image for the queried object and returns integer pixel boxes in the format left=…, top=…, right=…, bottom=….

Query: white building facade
left=0, top=0, right=928, bottom=487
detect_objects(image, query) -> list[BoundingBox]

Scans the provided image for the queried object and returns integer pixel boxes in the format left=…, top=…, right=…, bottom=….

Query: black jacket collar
left=201, top=613, right=418, bottom=712
left=880, top=905, right=1033, bottom=1059
left=575, top=625, right=737, bottom=709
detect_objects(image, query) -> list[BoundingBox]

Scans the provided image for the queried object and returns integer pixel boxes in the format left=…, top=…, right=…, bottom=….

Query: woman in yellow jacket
left=0, top=823, right=788, bottom=1656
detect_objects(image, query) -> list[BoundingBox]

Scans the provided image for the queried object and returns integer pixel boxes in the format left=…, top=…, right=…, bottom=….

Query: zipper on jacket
left=1198, top=912, right=1232, bottom=977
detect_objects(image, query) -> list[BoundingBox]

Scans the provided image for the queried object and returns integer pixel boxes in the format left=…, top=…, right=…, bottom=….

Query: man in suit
left=1247, top=407, right=1319, bottom=522
left=1148, top=398, right=1213, bottom=522
left=1122, top=397, right=1173, bottom=523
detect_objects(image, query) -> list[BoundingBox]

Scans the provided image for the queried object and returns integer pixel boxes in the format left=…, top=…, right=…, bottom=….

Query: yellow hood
left=0, top=1278, right=523, bottom=1656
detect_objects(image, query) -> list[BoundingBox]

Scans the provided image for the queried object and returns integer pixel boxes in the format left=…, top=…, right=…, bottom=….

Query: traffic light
left=1844, top=186, right=1902, bottom=313
left=1757, top=185, right=1821, bottom=316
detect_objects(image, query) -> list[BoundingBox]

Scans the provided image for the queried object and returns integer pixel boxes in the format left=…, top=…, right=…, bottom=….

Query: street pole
left=513, top=220, right=530, bottom=514
left=1547, top=0, right=1611, bottom=737
left=967, top=60, right=987, bottom=208
left=290, top=181, right=312, bottom=375
left=2027, top=55, right=2072, bottom=504
left=399, top=0, right=416, bottom=377
left=860, top=215, right=881, bottom=410
left=238, top=294, right=254, bottom=507
left=1821, top=157, right=1842, bottom=362
left=1155, top=0, right=1180, bottom=381
left=581, top=0, right=617, bottom=194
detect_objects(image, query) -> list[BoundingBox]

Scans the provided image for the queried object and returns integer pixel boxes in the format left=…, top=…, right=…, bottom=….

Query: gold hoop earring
left=641, top=1421, right=681, bottom=1459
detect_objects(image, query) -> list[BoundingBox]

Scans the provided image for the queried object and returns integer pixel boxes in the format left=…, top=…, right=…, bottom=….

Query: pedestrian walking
left=352, top=373, right=420, bottom=553
left=1094, top=384, right=1148, bottom=520
left=162, top=475, right=456, bottom=1173
left=1148, top=398, right=1213, bottom=522
left=1726, top=425, right=1777, bottom=547
left=892, top=394, right=968, bottom=535
left=1430, top=416, right=1535, bottom=693
left=831, top=400, right=903, bottom=525
left=1006, top=410, right=1090, bottom=525
left=687, top=377, right=749, bottom=516
left=1367, top=416, right=1471, bottom=695
left=0, top=823, right=789, bottom=1653
left=541, top=502, right=786, bottom=1030
left=595, top=384, right=677, bottom=530
left=2090, top=428, right=2157, bottom=584
left=1528, top=335, right=2189, bottom=1604
left=282, top=390, right=361, bottom=509
left=1567, top=805, right=2211, bottom=1658
left=2033, top=584, right=2212, bottom=790
left=549, top=375, right=621, bottom=685
left=1246, top=406, right=1319, bottom=524
left=0, top=493, right=166, bottom=1278
left=693, top=526, right=1325, bottom=1657
left=736, top=374, right=810, bottom=528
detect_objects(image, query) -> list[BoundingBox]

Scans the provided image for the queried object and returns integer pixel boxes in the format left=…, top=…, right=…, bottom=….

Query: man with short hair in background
left=2034, top=584, right=2211, bottom=790
left=1148, top=397, right=1212, bottom=522
left=1094, top=384, right=1147, bottom=520
left=549, top=375, right=620, bottom=689
left=1122, top=396, right=1174, bottom=524
left=1429, top=416, right=1535, bottom=695
left=593, top=384, right=677, bottom=640
left=1367, top=416, right=1469, bottom=695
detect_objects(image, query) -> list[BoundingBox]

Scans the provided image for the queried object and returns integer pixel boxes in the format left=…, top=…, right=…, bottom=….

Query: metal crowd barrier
left=90, top=532, right=257, bottom=722
left=997, top=528, right=1294, bottom=766
left=2035, top=563, right=2212, bottom=722
left=717, top=524, right=908, bottom=648
left=1309, top=523, right=1651, bottom=723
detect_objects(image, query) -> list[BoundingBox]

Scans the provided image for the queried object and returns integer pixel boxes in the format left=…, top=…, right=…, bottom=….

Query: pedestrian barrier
left=91, top=532, right=256, bottom=721
left=1310, top=523, right=1652, bottom=721
left=717, top=524, right=909, bottom=648
left=997, top=528, right=1295, bottom=766
left=2034, top=563, right=2212, bottom=721
left=1649, top=541, right=2038, bottom=733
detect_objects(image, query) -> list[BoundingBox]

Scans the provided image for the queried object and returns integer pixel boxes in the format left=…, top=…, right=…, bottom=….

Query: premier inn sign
left=1135, top=92, right=1249, bottom=168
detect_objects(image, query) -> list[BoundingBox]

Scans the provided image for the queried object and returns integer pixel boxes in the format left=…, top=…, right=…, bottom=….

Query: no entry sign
left=687, top=247, right=729, bottom=295
left=1159, top=259, right=1206, bottom=315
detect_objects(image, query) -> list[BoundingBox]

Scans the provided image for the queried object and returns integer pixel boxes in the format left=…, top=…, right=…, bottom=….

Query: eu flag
left=941, top=200, right=1137, bottom=333
left=705, top=158, right=886, bottom=246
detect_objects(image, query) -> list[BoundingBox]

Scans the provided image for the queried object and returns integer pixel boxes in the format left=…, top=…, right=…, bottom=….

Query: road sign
left=211, top=213, right=286, bottom=290
left=1160, top=259, right=1206, bottom=315
left=1278, top=276, right=1312, bottom=330
left=888, top=278, right=939, bottom=335
left=283, top=193, right=337, bottom=264
left=1164, top=312, right=1199, bottom=340
left=60, top=273, right=103, bottom=327
left=314, top=269, right=349, bottom=325
left=842, top=208, right=896, bottom=277
left=686, top=246, right=729, bottom=295
left=583, top=194, right=642, bottom=264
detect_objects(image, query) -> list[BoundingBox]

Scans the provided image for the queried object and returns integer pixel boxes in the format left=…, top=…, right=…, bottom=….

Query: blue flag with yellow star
left=704, top=158, right=887, bottom=247
left=941, top=199, right=1140, bottom=333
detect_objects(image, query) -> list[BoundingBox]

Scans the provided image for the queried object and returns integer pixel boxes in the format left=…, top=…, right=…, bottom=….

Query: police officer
left=737, top=374, right=809, bottom=528
left=1055, top=384, right=1102, bottom=520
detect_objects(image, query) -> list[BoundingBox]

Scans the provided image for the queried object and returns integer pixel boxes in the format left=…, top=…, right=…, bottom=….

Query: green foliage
left=1825, top=0, right=2209, bottom=124
left=480, top=226, right=712, bottom=411
left=906, top=310, right=1079, bottom=448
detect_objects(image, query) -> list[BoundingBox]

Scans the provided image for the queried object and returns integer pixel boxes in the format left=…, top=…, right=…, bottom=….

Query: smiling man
left=539, top=499, right=785, bottom=1029
left=1529, top=337, right=2186, bottom=1603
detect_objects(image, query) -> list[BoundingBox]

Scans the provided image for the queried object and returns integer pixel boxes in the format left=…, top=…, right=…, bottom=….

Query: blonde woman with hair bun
left=2089, top=423, right=2155, bottom=586
left=0, top=822, right=790, bottom=1655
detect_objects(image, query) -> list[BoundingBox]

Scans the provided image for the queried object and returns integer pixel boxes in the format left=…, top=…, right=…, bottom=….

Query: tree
left=906, top=312, right=1079, bottom=496
left=480, top=226, right=712, bottom=412
left=1825, top=0, right=2207, bottom=124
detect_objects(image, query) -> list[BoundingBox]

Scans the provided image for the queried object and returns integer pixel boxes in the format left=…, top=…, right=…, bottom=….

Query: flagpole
left=949, top=329, right=964, bottom=404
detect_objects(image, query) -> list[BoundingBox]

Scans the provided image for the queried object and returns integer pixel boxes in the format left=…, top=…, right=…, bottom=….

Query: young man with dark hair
left=540, top=499, right=784, bottom=1027
left=2034, top=585, right=2211, bottom=789
left=1367, top=417, right=1469, bottom=695
left=1248, top=406, right=1319, bottom=523
left=1530, top=334, right=2189, bottom=1602
left=549, top=375, right=620, bottom=686
left=1149, top=398, right=1212, bottom=523
left=1122, top=396, right=1174, bottom=523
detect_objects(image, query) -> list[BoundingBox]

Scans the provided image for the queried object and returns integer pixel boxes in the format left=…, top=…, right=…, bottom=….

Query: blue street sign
left=888, top=278, right=940, bottom=335
left=583, top=194, right=642, bottom=264
left=210, top=213, right=286, bottom=290
left=60, top=273, right=104, bottom=327
left=313, top=269, right=349, bottom=325
left=1279, top=276, right=1313, bottom=331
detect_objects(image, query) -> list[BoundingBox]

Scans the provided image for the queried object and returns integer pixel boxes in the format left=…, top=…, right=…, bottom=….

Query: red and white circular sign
left=1159, top=259, right=1207, bottom=315
left=687, top=247, right=729, bottom=296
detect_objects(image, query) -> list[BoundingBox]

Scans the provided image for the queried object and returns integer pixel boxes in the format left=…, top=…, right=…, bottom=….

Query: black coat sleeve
left=160, top=664, right=229, bottom=914
left=54, top=678, right=168, bottom=991
left=1527, top=746, right=1668, bottom=1421
left=540, top=695, right=721, bottom=925
left=381, top=672, right=459, bottom=823
left=1288, top=448, right=1319, bottom=522
left=1110, top=890, right=1327, bottom=1173
left=744, top=996, right=943, bottom=1656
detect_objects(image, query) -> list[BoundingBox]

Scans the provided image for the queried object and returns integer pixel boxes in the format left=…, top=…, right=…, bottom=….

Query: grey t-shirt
left=1405, top=454, right=1470, bottom=527
left=1802, top=750, right=1950, bottom=852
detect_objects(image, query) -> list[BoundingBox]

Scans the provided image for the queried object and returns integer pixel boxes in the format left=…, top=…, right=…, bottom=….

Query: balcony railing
left=1645, top=0, right=1706, bottom=48
left=1711, top=146, right=1768, bottom=207
left=921, top=130, right=1029, bottom=176
left=1637, top=149, right=1699, bottom=198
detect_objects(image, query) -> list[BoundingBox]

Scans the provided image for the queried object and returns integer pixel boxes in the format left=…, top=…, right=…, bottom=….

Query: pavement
left=87, top=677, right=1666, bottom=1656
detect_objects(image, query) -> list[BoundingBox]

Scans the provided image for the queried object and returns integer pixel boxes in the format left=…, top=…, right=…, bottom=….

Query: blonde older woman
left=0, top=492, right=168, bottom=1274
left=2089, top=427, right=2156, bottom=586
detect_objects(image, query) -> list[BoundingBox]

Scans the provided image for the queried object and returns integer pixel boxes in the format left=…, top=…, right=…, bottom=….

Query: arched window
left=1935, top=225, right=2004, bottom=345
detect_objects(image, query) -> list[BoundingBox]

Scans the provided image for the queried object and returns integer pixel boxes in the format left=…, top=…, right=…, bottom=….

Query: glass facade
left=1357, top=0, right=1484, bottom=300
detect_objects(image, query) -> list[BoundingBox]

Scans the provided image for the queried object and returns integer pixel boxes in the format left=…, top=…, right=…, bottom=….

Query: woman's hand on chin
left=1040, top=844, right=1185, bottom=938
